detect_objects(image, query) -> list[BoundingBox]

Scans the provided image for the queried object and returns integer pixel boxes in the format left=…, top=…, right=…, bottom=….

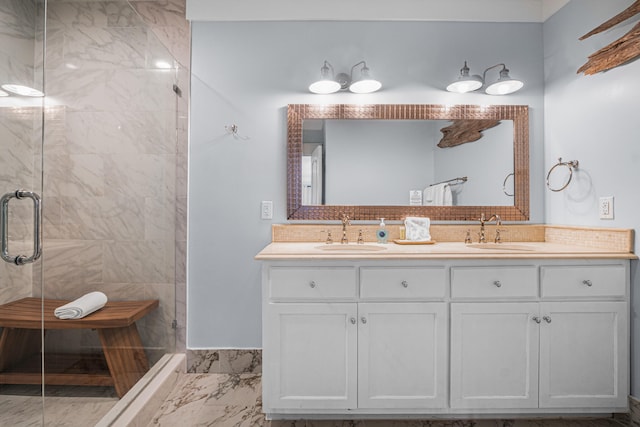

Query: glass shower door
left=0, top=0, right=46, bottom=424
left=2, top=0, right=180, bottom=424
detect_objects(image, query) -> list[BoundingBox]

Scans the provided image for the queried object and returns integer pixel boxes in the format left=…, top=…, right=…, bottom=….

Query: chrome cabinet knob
left=532, top=316, right=541, bottom=324
left=350, top=317, right=356, bottom=325
left=583, top=279, right=593, bottom=287
left=309, top=281, right=316, bottom=288
left=401, top=280, right=409, bottom=288
left=543, top=316, right=552, bottom=323
left=361, top=317, right=367, bottom=324
left=493, top=280, right=502, bottom=288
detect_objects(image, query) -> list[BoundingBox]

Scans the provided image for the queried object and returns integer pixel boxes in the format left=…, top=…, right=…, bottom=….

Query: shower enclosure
left=0, top=0, right=181, bottom=424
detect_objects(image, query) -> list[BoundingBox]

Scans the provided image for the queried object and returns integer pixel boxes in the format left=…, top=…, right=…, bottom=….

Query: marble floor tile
left=0, top=385, right=118, bottom=427
left=147, top=373, right=630, bottom=427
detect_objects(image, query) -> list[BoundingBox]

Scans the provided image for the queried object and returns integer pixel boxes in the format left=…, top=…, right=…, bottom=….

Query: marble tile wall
left=187, top=350, right=263, bottom=375
left=0, top=0, right=39, bottom=92
left=631, top=395, right=640, bottom=426
left=32, top=0, right=191, bottom=362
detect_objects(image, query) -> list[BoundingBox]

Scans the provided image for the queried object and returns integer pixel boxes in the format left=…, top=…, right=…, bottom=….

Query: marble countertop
left=255, top=241, right=637, bottom=260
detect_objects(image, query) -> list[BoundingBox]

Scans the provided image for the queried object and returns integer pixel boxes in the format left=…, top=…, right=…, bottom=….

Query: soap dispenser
left=376, top=218, right=388, bottom=244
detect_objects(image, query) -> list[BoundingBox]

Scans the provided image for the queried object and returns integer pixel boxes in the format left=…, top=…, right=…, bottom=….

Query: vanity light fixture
left=0, top=89, right=8, bottom=97
left=309, top=60, right=381, bottom=94
left=1, top=84, right=44, bottom=97
left=308, top=61, right=342, bottom=94
left=446, top=61, right=523, bottom=95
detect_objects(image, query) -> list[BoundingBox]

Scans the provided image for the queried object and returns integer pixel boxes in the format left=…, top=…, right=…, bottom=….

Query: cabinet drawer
left=541, top=265, right=626, bottom=298
left=451, top=266, right=538, bottom=299
left=360, top=267, right=446, bottom=300
left=268, top=267, right=357, bottom=300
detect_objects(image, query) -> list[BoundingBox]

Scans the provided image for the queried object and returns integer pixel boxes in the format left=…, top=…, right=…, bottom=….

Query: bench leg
left=97, top=323, right=149, bottom=398
left=0, top=328, right=40, bottom=372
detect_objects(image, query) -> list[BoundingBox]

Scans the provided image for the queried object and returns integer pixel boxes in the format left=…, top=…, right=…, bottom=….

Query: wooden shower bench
left=0, top=297, right=159, bottom=397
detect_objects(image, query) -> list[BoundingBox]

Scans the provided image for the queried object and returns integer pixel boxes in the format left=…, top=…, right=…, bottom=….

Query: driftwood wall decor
left=578, top=0, right=640, bottom=75
left=437, top=119, right=500, bottom=148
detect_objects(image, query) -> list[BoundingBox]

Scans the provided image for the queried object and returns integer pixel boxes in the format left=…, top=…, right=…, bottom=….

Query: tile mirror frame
left=287, top=104, right=529, bottom=221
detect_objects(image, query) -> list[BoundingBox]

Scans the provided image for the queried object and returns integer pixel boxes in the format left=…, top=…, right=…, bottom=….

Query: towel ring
left=546, top=158, right=579, bottom=192
left=502, top=173, right=514, bottom=197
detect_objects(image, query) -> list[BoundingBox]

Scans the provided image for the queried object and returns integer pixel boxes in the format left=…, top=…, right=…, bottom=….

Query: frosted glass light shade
left=309, top=79, right=341, bottom=94
left=446, top=76, right=483, bottom=93
left=446, top=61, right=482, bottom=93
left=1, top=84, right=44, bottom=97
left=349, top=78, right=381, bottom=94
left=349, top=65, right=381, bottom=93
left=485, top=78, right=523, bottom=95
left=485, top=67, right=523, bottom=95
left=0, top=89, right=8, bottom=97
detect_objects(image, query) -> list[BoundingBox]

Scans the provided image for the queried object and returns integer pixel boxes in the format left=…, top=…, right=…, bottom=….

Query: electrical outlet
left=261, top=200, right=273, bottom=220
left=599, top=196, right=614, bottom=220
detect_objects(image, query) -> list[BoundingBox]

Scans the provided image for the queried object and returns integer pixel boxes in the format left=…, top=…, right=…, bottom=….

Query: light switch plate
left=261, top=201, right=273, bottom=220
left=599, top=196, right=614, bottom=220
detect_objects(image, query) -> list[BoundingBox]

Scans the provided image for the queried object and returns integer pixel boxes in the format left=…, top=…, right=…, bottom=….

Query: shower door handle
left=1, top=190, right=42, bottom=265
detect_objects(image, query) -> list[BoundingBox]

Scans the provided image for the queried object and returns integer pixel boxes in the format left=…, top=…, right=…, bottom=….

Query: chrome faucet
left=477, top=213, right=501, bottom=243
left=341, top=214, right=350, bottom=244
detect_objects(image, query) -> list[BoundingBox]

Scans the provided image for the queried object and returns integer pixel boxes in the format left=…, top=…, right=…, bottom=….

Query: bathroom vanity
left=256, top=237, right=635, bottom=419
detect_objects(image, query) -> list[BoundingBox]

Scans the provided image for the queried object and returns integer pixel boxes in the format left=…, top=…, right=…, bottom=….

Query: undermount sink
left=315, top=244, right=387, bottom=252
left=468, top=243, right=535, bottom=251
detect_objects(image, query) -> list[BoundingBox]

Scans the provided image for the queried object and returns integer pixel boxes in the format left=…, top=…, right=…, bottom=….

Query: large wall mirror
left=287, top=104, right=529, bottom=221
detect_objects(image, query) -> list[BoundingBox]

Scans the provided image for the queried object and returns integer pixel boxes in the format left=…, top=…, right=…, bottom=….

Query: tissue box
left=404, top=217, right=431, bottom=241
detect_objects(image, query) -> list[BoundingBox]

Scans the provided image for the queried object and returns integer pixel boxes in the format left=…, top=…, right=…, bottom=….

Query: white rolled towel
left=54, top=291, right=108, bottom=319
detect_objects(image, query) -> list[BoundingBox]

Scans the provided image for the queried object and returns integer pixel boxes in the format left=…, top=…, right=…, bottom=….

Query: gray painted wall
left=188, top=20, right=544, bottom=348
left=542, top=0, right=640, bottom=395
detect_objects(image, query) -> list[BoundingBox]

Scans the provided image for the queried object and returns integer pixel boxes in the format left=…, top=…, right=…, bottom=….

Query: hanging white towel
left=423, top=183, right=452, bottom=206
left=54, top=291, right=108, bottom=319
left=404, top=217, right=431, bottom=241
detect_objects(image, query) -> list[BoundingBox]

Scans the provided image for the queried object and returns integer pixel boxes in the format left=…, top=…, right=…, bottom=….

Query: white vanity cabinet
left=261, top=257, right=630, bottom=418
left=264, top=302, right=358, bottom=410
left=357, top=302, right=447, bottom=409
left=538, top=264, right=628, bottom=409
left=450, top=261, right=629, bottom=412
left=262, top=263, right=448, bottom=413
left=450, top=302, right=540, bottom=409
left=538, top=301, right=627, bottom=408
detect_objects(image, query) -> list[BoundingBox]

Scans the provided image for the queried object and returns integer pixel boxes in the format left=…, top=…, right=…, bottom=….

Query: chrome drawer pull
left=401, top=280, right=409, bottom=288
left=583, top=279, right=593, bottom=287
left=543, top=316, right=552, bottom=323
left=309, top=281, right=316, bottom=288
left=532, top=316, right=541, bottom=324
left=493, top=280, right=502, bottom=288
left=350, top=317, right=356, bottom=325
left=361, top=317, right=367, bottom=324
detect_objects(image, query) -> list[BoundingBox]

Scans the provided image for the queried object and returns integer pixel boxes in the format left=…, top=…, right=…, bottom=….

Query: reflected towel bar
left=429, top=176, right=468, bottom=186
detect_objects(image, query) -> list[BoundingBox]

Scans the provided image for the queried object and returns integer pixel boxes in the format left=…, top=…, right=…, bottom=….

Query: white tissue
left=54, top=291, right=108, bottom=319
left=404, top=217, right=431, bottom=241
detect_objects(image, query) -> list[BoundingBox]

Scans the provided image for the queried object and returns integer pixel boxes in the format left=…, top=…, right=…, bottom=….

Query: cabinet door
left=263, top=303, right=357, bottom=410
left=450, top=302, right=539, bottom=409
left=539, top=301, right=628, bottom=409
left=358, top=303, right=447, bottom=409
